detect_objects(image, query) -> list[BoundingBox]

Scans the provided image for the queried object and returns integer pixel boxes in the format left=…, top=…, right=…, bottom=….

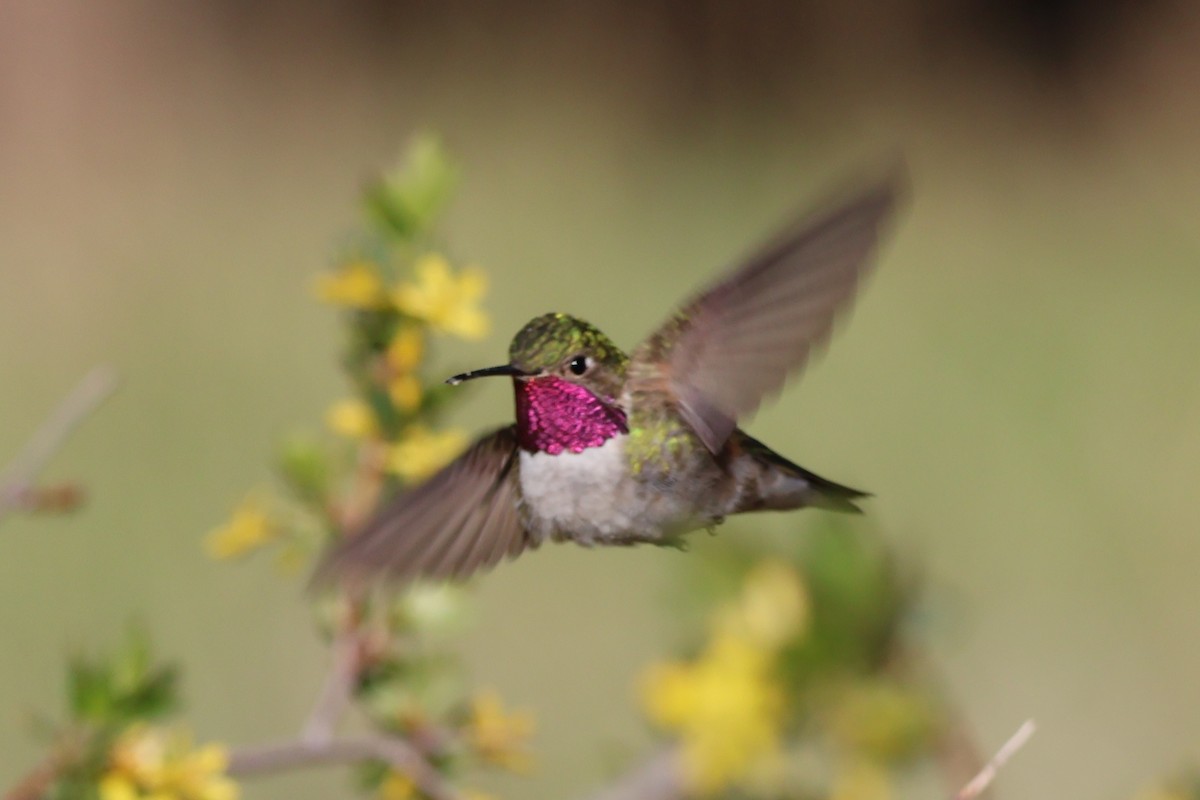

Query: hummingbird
left=316, top=176, right=900, bottom=586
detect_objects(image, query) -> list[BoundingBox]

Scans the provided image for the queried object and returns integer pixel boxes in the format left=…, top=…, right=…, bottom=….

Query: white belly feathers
left=517, top=434, right=698, bottom=545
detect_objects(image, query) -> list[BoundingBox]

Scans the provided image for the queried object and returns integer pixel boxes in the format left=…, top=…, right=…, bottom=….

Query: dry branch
left=0, top=365, right=118, bottom=521
left=954, top=719, right=1036, bottom=800
left=228, top=734, right=461, bottom=800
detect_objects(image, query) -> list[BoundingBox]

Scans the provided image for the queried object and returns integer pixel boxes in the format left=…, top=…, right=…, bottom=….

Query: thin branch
left=891, top=643, right=995, bottom=797
left=932, top=691, right=992, bottom=795
left=3, top=752, right=60, bottom=800
left=954, top=719, right=1037, bottom=800
left=581, top=718, right=1036, bottom=800
left=301, top=629, right=360, bottom=744
left=580, top=747, right=683, bottom=800
left=227, top=734, right=462, bottom=800
left=0, top=365, right=118, bottom=521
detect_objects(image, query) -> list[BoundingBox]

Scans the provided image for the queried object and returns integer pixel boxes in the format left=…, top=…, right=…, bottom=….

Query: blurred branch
left=227, top=734, right=461, bottom=800
left=936, top=708, right=994, bottom=798
left=0, top=365, right=118, bottom=522
left=897, top=647, right=992, bottom=796
left=578, top=717, right=1034, bottom=800
left=3, top=753, right=60, bottom=800
left=301, top=628, right=359, bottom=744
left=954, top=719, right=1036, bottom=800
left=231, top=617, right=463, bottom=798
left=580, top=747, right=683, bottom=800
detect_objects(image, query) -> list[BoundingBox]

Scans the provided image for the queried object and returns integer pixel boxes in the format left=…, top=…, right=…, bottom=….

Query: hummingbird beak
left=445, top=364, right=533, bottom=385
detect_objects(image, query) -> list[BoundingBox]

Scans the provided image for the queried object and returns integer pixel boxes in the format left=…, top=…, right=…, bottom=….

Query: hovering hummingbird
left=316, top=176, right=900, bottom=586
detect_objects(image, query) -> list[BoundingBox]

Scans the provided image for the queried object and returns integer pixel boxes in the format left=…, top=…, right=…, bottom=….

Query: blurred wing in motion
left=312, top=426, right=531, bottom=587
left=631, top=175, right=902, bottom=453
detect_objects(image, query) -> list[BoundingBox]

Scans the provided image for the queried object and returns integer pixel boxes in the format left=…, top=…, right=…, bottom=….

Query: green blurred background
left=2, top=2, right=1198, bottom=797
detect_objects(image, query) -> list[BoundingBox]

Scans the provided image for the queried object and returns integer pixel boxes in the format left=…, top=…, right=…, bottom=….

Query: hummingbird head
left=447, top=313, right=630, bottom=454
left=448, top=313, right=628, bottom=401
left=508, top=312, right=628, bottom=399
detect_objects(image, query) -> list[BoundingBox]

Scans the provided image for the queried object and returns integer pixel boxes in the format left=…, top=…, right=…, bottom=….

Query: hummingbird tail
left=787, top=468, right=869, bottom=514
left=732, top=431, right=870, bottom=514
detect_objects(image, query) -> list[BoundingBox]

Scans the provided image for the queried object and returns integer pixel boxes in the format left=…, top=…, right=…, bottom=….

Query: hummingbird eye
left=568, top=355, right=589, bottom=376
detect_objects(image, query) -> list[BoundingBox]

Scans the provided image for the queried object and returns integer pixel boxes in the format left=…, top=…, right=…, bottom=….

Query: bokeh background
left=2, top=1, right=1199, bottom=797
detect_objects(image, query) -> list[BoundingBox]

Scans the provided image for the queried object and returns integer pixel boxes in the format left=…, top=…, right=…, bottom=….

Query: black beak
left=445, top=364, right=532, bottom=385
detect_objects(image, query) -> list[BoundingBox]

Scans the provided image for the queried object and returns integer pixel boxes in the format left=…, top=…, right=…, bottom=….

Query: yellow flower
left=715, top=560, right=809, bottom=649
left=828, top=682, right=938, bottom=762
left=388, top=426, right=466, bottom=482
left=388, top=325, right=424, bottom=368
left=107, top=723, right=165, bottom=780
left=326, top=399, right=378, bottom=440
left=466, top=690, right=536, bottom=774
left=99, top=774, right=139, bottom=800
left=386, top=326, right=425, bottom=411
left=641, top=630, right=784, bottom=794
left=387, top=375, right=422, bottom=413
left=461, top=791, right=497, bottom=800
left=830, top=759, right=892, bottom=800
left=393, top=254, right=489, bottom=340
left=204, top=494, right=277, bottom=560
left=313, top=260, right=389, bottom=309
left=101, top=725, right=238, bottom=800
left=377, top=772, right=416, bottom=800
left=168, top=745, right=237, bottom=800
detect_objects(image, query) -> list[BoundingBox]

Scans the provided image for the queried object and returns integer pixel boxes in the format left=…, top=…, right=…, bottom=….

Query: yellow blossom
left=204, top=494, right=277, bottom=560
left=466, top=690, right=536, bottom=774
left=388, top=426, right=466, bottom=482
left=313, top=260, right=389, bottom=309
left=386, top=326, right=425, bottom=411
left=461, top=791, right=497, bottom=800
left=829, top=682, right=938, bottom=762
left=393, top=253, right=489, bottom=340
left=388, top=325, right=424, bottom=369
left=98, top=775, right=139, bottom=800
left=101, top=725, right=238, bottom=800
left=326, top=398, right=378, bottom=440
left=387, top=375, right=422, bottom=412
left=715, top=560, right=810, bottom=649
left=641, top=630, right=784, bottom=794
left=830, top=759, right=892, bottom=800
left=377, top=772, right=416, bottom=800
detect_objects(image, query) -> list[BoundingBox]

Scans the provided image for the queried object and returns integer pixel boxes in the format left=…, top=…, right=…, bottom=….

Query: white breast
left=518, top=435, right=698, bottom=546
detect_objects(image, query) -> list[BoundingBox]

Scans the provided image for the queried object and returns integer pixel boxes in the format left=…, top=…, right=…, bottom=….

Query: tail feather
left=732, top=431, right=869, bottom=514
left=785, top=464, right=869, bottom=513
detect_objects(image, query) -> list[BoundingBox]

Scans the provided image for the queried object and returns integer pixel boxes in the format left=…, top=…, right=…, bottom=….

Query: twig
left=3, top=753, right=60, bottom=800
left=581, top=718, right=1035, bottom=800
left=580, top=747, right=683, bottom=800
left=301, top=628, right=360, bottom=744
left=953, top=719, right=1037, bottom=800
left=227, top=734, right=461, bottom=800
left=0, top=365, right=118, bottom=521
left=935, top=712, right=993, bottom=798
left=885, top=646, right=987, bottom=795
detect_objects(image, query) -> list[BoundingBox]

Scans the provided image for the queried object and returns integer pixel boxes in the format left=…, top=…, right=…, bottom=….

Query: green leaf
left=775, top=520, right=912, bottom=690
left=68, top=656, right=115, bottom=723
left=278, top=435, right=332, bottom=505
left=364, top=134, right=459, bottom=241
left=65, top=627, right=180, bottom=725
left=355, top=758, right=394, bottom=793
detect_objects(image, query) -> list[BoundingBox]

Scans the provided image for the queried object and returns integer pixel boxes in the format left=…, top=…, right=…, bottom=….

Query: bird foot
left=654, top=534, right=690, bottom=552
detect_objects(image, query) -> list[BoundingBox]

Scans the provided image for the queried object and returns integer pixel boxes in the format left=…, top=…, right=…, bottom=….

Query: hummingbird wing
left=312, top=426, right=531, bottom=586
left=631, top=177, right=900, bottom=453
